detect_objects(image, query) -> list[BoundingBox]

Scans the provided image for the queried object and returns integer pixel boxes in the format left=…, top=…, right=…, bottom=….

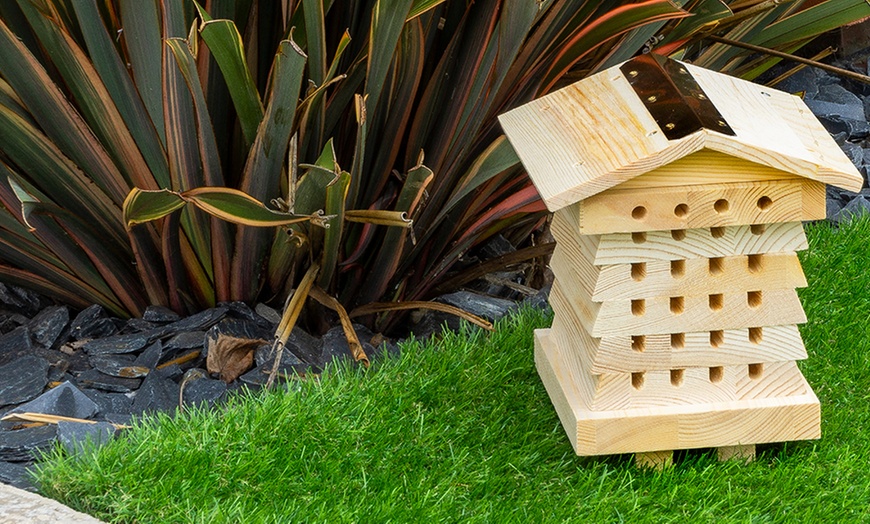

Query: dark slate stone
left=133, top=341, right=163, bottom=371
left=841, top=141, right=864, bottom=168
left=239, top=361, right=312, bottom=387
left=9, top=381, right=98, bottom=419
left=0, top=284, right=44, bottom=317
left=28, top=306, right=69, bottom=349
left=121, top=318, right=158, bottom=333
left=164, top=330, right=207, bottom=351
left=0, top=425, right=57, bottom=462
left=0, top=460, right=35, bottom=491
left=255, top=342, right=305, bottom=368
left=832, top=195, right=870, bottom=223
left=142, top=305, right=181, bottom=323
left=437, top=290, right=517, bottom=322
left=817, top=83, right=863, bottom=107
left=805, top=99, right=865, bottom=122
left=222, top=301, right=274, bottom=329
left=845, top=119, right=870, bottom=140
left=69, top=304, right=105, bottom=341
left=320, top=325, right=368, bottom=368
left=254, top=303, right=281, bottom=326
left=181, top=378, right=227, bottom=408
left=158, top=307, right=228, bottom=337
left=0, top=313, right=27, bottom=335
left=131, top=369, right=179, bottom=415
left=77, top=369, right=141, bottom=393
left=62, top=348, right=91, bottom=375
left=828, top=196, right=845, bottom=218
left=83, top=332, right=155, bottom=355
left=156, top=363, right=184, bottom=380
left=57, top=420, right=116, bottom=455
left=284, top=327, right=322, bottom=365
left=81, top=389, right=133, bottom=418
left=0, top=326, right=32, bottom=366
left=0, top=356, right=49, bottom=407
left=89, top=354, right=150, bottom=379
left=522, top=283, right=552, bottom=311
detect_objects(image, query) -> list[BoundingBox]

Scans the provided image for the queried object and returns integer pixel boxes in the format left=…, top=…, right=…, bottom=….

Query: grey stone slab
left=255, top=342, right=304, bottom=368
left=28, top=306, right=69, bottom=348
left=164, top=330, right=206, bottom=351
left=77, top=369, right=141, bottom=394
left=81, top=389, right=132, bottom=418
left=131, top=369, right=179, bottom=415
left=254, top=303, right=281, bottom=325
left=57, top=421, right=116, bottom=455
left=805, top=99, right=865, bottom=122
left=142, top=305, right=181, bottom=323
left=9, top=381, right=98, bottom=420
left=89, top=354, right=150, bottom=379
left=832, top=195, right=870, bottom=223
left=223, top=301, right=276, bottom=329
left=0, top=356, right=49, bottom=407
left=0, top=327, right=32, bottom=366
left=0, top=425, right=57, bottom=462
left=132, top=341, right=163, bottom=371
left=82, top=332, right=155, bottom=355
left=181, top=378, right=226, bottom=409
left=0, top=460, right=34, bottom=491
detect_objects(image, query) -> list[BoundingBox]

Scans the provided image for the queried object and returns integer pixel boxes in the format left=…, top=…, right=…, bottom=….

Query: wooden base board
left=535, top=328, right=820, bottom=456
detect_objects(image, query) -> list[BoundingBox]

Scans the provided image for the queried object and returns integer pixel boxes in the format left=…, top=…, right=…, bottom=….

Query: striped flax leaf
left=231, top=38, right=307, bottom=301
left=70, top=0, right=170, bottom=189
left=0, top=104, right=127, bottom=247
left=14, top=0, right=159, bottom=195
left=198, top=19, right=265, bottom=147
left=318, top=171, right=350, bottom=289
left=119, top=0, right=165, bottom=143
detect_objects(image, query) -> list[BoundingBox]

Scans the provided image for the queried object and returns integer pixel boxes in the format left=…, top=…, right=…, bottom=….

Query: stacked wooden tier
left=536, top=181, right=822, bottom=459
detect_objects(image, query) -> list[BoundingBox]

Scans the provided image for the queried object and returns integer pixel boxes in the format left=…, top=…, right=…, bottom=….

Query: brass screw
left=647, top=95, right=657, bottom=103
left=679, top=67, right=687, bottom=74
left=665, top=123, right=676, bottom=130
left=697, top=93, right=707, bottom=100
left=718, top=120, right=727, bottom=127
left=628, top=70, right=638, bottom=77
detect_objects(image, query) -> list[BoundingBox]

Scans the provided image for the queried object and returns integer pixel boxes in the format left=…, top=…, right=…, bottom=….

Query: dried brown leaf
left=206, top=335, right=264, bottom=383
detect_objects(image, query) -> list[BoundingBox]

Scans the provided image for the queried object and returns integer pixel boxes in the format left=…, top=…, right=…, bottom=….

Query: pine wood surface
left=550, top=312, right=807, bottom=373
left=497, top=60, right=862, bottom=211
left=550, top=246, right=807, bottom=301
left=581, top=224, right=806, bottom=265
left=550, top=281, right=807, bottom=337
left=617, top=150, right=801, bottom=189
left=534, top=329, right=821, bottom=456
left=574, top=179, right=823, bottom=234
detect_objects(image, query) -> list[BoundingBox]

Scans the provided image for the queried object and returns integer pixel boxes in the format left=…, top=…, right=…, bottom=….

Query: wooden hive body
left=498, top=55, right=864, bottom=462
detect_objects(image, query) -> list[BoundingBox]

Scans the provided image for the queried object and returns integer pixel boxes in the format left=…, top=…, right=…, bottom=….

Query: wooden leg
left=635, top=450, right=673, bottom=469
left=717, top=444, right=756, bottom=463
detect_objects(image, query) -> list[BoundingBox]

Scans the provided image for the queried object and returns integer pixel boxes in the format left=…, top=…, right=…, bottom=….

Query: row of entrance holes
left=629, top=290, right=762, bottom=316
left=630, top=327, right=763, bottom=353
left=630, top=363, right=764, bottom=390
left=630, top=195, right=774, bottom=224
left=630, top=253, right=764, bottom=282
left=632, top=223, right=768, bottom=244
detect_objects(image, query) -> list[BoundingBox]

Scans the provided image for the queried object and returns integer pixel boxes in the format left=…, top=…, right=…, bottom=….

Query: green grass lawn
left=35, top=218, right=870, bottom=523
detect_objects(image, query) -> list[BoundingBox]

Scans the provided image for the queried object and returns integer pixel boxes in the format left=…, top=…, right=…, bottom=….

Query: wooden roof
left=498, top=57, right=863, bottom=212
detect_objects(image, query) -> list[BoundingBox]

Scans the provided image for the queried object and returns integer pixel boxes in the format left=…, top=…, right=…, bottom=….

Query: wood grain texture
left=550, top=311, right=807, bottom=373
left=551, top=246, right=807, bottom=301
left=575, top=179, right=814, bottom=234
left=498, top=59, right=862, bottom=211
left=552, top=207, right=808, bottom=264
left=617, top=150, right=800, bottom=189
left=535, top=329, right=820, bottom=456
left=551, top=281, right=806, bottom=337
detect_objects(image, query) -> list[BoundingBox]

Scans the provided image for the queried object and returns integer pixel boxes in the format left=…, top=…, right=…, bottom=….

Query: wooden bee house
left=498, top=54, right=863, bottom=466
